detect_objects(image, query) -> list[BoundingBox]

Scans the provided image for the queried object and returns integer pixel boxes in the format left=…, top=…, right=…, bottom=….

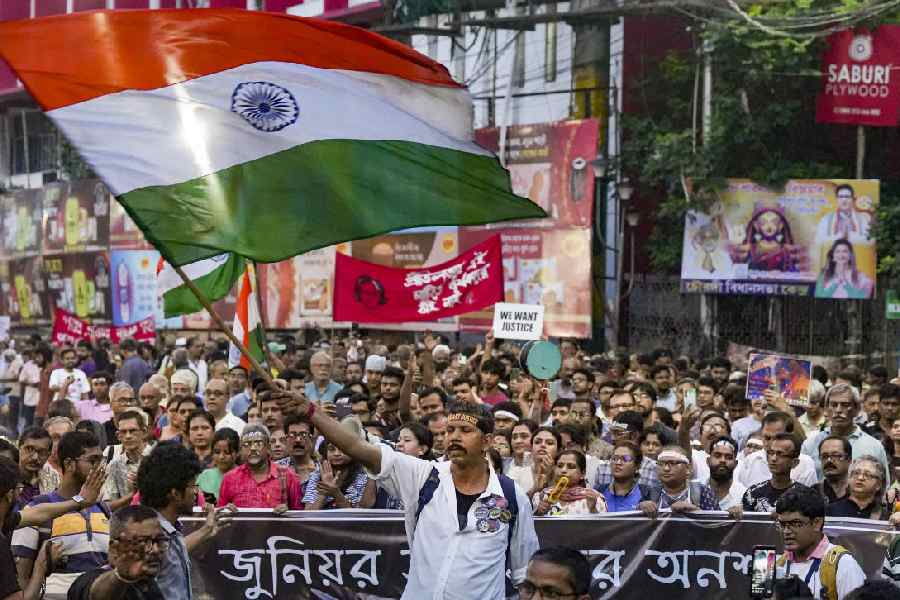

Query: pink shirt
left=75, top=398, right=114, bottom=424
left=217, top=462, right=303, bottom=510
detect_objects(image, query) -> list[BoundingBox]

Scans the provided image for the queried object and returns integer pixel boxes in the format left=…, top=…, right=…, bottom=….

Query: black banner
left=184, top=511, right=897, bottom=599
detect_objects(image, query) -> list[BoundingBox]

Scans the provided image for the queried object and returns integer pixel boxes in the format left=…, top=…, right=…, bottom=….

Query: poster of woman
left=814, top=238, right=875, bottom=299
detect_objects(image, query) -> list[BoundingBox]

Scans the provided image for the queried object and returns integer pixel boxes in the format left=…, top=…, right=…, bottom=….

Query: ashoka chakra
left=231, top=81, right=299, bottom=132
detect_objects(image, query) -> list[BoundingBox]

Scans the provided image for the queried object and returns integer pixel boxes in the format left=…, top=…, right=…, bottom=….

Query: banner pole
left=172, top=264, right=273, bottom=385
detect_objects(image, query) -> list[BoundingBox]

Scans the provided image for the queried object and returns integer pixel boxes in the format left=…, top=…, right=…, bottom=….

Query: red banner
left=333, top=235, right=503, bottom=323
left=51, top=307, right=155, bottom=345
left=816, top=26, right=900, bottom=126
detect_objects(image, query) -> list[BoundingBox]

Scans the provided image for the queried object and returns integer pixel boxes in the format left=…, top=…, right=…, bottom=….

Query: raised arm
left=276, top=391, right=382, bottom=473
left=18, top=465, right=108, bottom=528
left=398, top=353, right=416, bottom=424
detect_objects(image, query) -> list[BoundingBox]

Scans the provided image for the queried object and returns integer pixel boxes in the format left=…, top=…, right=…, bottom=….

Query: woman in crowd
left=375, top=422, right=434, bottom=509
left=158, top=396, right=184, bottom=441
left=504, top=420, right=538, bottom=492
left=186, top=410, right=215, bottom=467
left=197, top=428, right=240, bottom=503
left=493, top=430, right=512, bottom=459
left=533, top=449, right=607, bottom=515
left=303, top=441, right=376, bottom=510
left=526, top=426, right=562, bottom=499
left=640, top=423, right=668, bottom=461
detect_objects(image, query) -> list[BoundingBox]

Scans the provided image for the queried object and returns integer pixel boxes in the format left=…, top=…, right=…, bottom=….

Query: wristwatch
left=71, top=494, right=87, bottom=509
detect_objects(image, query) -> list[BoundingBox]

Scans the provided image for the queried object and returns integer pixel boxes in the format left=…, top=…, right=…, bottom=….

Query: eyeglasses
left=657, top=460, right=688, bottom=469
left=820, top=453, right=848, bottom=462
left=610, top=455, right=635, bottom=464
left=775, top=518, right=811, bottom=531
left=116, top=535, right=170, bottom=551
left=517, top=581, right=578, bottom=600
left=241, top=440, right=267, bottom=449
left=850, top=470, right=881, bottom=481
left=287, top=431, right=313, bottom=439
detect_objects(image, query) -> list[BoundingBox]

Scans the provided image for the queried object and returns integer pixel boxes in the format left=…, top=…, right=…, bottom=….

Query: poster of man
left=747, top=352, right=813, bottom=407
left=681, top=179, right=878, bottom=299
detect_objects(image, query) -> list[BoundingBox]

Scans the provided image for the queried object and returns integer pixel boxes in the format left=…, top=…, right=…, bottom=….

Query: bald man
left=304, top=351, right=342, bottom=403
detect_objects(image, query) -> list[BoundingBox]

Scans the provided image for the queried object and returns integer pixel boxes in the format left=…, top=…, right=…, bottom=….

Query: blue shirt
left=227, top=391, right=252, bottom=418
left=304, top=380, right=342, bottom=404
left=157, top=513, right=192, bottom=600
left=599, top=482, right=646, bottom=512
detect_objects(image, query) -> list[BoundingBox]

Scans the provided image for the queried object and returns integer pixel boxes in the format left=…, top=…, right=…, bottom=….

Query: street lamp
left=625, top=207, right=640, bottom=228
left=617, top=178, right=634, bottom=202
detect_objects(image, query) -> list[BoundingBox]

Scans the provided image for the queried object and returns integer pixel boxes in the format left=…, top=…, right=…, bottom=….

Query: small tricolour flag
left=229, top=264, right=265, bottom=370
left=0, top=9, right=546, bottom=268
left=157, top=253, right=245, bottom=318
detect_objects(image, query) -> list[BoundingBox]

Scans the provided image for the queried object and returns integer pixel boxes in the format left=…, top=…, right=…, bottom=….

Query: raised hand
left=79, top=462, right=109, bottom=506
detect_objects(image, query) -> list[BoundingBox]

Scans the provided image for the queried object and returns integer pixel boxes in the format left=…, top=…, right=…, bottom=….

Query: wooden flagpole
left=172, top=264, right=274, bottom=386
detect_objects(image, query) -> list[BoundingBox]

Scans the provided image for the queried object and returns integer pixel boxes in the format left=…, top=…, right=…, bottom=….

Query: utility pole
left=699, top=39, right=719, bottom=355
left=570, top=0, right=612, bottom=350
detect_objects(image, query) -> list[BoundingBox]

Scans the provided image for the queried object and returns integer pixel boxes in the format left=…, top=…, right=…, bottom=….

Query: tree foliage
left=621, top=1, right=900, bottom=280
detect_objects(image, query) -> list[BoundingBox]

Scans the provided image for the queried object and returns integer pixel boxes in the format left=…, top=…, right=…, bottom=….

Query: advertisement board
left=681, top=179, right=878, bottom=299
left=41, top=180, right=110, bottom=253
left=0, top=189, right=42, bottom=259
left=43, top=252, right=112, bottom=322
left=816, top=26, right=900, bottom=126
left=4, top=256, right=49, bottom=324
left=109, top=249, right=184, bottom=328
left=109, top=198, right=154, bottom=249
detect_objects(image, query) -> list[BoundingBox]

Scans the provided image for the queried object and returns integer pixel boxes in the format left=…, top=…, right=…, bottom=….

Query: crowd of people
left=0, top=330, right=898, bottom=598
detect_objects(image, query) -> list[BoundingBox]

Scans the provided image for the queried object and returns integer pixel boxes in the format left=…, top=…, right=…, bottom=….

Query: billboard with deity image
left=681, top=179, right=878, bottom=299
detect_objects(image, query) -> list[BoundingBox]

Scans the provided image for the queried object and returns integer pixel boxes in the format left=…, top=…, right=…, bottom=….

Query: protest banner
left=493, top=302, right=545, bottom=340
left=184, top=511, right=897, bottom=600
left=681, top=179, right=879, bottom=299
left=4, top=255, right=49, bottom=324
left=816, top=26, right=900, bottom=127
left=333, top=234, right=503, bottom=324
left=51, top=307, right=155, bottom=345
left=746, top=352, right=813, bottom=407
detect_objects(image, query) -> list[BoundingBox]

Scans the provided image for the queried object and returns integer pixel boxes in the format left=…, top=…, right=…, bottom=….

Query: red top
left=217, top=462, right=303, bottom=510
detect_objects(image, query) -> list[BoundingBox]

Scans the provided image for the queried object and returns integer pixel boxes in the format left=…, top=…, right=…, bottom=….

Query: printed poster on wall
left=258, top=243, right=352, bottom=330
left=109, top=198, right=153, bottom=249
left=43, top=252, right=112, bottom=322
left=4, top=256, right=49, bottom=324
left=350, top=227, right=459, bottom=332
left=681, top=179, right=879, bottom=299
left=41, top=180, right=110, bottom=253
left=458, top=228, right=592, bottom=338
left=474, top=119, right=598, bottom=228
left=109, top=250, right=184, bottom=328
left=0, top=189, right=42, bottom=259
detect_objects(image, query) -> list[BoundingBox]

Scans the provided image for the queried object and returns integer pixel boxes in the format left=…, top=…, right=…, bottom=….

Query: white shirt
left=189, top=359, right=208, bottom=395
left=691, top=450, right=711, bottom=484
left=368, top=444, right=538, bottom=600
left=18, top=360, right=41, bottom=407
left=48, top=367, right=89, bottom=403
left=716, top=479, right=747, bottom=510
left=215, top=412, right=246, bottom=436
left=779, top=536, right=866, bottom=600
left=734, top=449, right=819, bottom=488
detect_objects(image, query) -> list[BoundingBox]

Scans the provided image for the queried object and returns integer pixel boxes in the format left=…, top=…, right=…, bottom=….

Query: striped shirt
left=11, top=491, right=110, bottom=573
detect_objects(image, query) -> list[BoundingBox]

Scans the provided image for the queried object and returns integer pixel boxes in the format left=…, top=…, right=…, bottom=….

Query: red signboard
left=333, top=235, right=503, bottom=323
left=816, top=26, right=900, bottom=127
left=52, top=307, right=155, bottom=345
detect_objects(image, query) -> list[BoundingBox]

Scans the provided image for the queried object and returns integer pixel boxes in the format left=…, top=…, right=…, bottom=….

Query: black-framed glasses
left=517, top=581, right=579, bottom=600
left=115, top=535, right=170, bottom=551
left=287, top=431, right=313, bottom=439
left=775, top=518, right=811, bottom=531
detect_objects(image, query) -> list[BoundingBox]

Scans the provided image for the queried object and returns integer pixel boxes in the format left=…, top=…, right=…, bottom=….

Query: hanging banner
left=681, top=179, right=879, bottom=299
left=816, top=26, right=900, bottom=127
left=4, top=255, right=49, bottom=324
left=51, top=307, right=155, bottom=345
left=333, top=235, right=503, bottom=323
left=184, top=512, right=897, bottom=600
left=40, top=180, right=110, bottom=253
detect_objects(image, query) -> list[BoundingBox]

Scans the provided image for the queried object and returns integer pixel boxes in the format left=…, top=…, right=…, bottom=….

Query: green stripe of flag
left=119, top=139, right=546, bottom=267
left=162, top=253, right=245, bottom=317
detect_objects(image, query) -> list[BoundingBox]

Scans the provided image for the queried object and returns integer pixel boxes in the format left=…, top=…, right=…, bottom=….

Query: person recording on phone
left=773, top=486, right=865, bottom=600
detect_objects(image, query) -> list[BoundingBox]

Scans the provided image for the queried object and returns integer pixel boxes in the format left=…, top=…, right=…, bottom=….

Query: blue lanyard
left=804, top=558, right=822, bottom=587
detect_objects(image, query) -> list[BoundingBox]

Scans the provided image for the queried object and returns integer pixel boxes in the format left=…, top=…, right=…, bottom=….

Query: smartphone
left=749, top=545, right=777, bottom=598
left=684, top=388, right=697, bottom=411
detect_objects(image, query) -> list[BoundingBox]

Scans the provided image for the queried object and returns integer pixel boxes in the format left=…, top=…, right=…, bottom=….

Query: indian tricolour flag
left=0, top=9, right=545, bottom=268
left=157, top=253, right=245, bottom=318
left=229, top=264, right=265, bottom=370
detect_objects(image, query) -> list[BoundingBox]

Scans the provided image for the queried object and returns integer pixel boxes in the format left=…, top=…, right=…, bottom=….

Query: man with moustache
left=216, top=425, right=302, bottom=512
left=280, top=387, right=538, bottom=600
left=705, top=436, right=745, bottom=515
left=818, top=436, right=851, bottom=504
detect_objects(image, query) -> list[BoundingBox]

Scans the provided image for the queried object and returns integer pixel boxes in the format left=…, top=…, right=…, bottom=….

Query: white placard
left=492, top=302, right=544, bottom=341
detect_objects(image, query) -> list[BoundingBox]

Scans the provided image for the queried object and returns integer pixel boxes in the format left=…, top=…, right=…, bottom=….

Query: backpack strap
left=819, top=545, right=850, bottom=600
left=414, top=467, right=441, bottom=523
